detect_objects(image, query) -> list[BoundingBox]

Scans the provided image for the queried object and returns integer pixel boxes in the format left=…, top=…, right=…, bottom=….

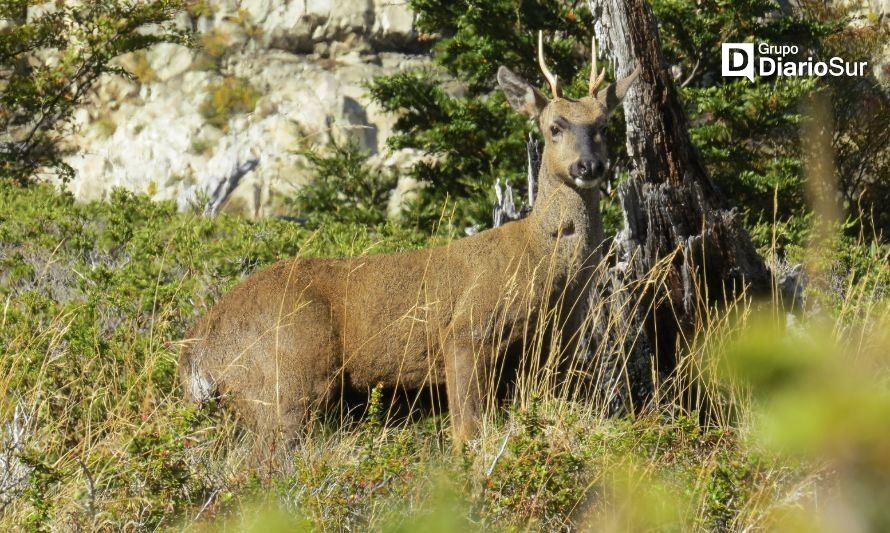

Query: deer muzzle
left=569, top=159, right=605, bottom=189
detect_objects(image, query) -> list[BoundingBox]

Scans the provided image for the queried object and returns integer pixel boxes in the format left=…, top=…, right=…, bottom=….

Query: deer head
left=497, top=32, right=640, bottom=191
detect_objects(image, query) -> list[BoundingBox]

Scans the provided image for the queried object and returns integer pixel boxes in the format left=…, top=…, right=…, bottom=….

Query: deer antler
left=537, top=31, right=561, bottom=99
left=588, top=35, right=607, bottom=96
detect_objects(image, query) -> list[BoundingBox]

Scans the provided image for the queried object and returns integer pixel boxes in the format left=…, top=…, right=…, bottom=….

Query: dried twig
left=486, top=429, right=512, bottom=476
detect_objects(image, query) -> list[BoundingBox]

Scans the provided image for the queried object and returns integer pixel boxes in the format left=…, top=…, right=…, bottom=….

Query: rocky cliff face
left=64, top=0, right=428, bottom=218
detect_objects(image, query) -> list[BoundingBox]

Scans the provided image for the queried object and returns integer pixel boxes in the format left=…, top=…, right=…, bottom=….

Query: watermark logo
left=722, top=43, right=755, bottom=82
left=721, top=43, right=868, bottom=82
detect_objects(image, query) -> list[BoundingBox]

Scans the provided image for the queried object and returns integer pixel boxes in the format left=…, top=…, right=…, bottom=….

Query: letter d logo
left=722, top=43, right=755, bottom=82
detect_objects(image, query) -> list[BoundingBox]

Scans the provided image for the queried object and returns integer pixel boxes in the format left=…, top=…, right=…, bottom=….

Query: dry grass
left=0, top=182, right=888, bottom=530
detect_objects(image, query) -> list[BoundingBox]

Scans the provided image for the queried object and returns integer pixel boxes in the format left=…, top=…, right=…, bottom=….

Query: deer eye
left=549, top=125, right=561, bottom=137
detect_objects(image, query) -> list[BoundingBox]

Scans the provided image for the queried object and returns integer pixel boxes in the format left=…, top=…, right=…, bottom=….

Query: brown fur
left=179, top=63, right=639, bottom=444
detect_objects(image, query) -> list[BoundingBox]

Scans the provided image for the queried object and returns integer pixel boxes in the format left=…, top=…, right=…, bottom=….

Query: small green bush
left=478, top=401, right=587, bottom=528
left=128, top=50, right=159, bottom=84
left=200, top=77, right=261, bottom=130
left=288, top=136, right=401, bottom=227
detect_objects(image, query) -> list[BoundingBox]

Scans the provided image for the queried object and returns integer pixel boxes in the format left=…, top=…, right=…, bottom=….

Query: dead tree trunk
left=587, top=0, right=771, bottom=413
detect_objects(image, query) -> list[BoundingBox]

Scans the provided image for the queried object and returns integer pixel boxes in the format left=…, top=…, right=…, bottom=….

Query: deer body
left=180, top=35, right=639, bottom=444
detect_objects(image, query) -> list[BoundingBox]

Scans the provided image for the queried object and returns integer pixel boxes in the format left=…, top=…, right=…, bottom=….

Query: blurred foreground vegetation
left=1, top=183, right=888, bottom=530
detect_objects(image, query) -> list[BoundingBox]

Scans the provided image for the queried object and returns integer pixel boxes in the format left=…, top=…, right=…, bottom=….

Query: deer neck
left=529, top=166, right=604, bottom=255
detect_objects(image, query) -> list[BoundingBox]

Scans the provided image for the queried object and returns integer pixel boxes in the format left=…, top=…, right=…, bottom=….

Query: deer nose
left=569, top=159, right=604, bottom=179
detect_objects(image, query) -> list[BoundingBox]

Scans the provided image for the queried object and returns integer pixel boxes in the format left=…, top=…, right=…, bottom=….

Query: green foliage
left=652, top=0, right=890, bottom=247
left=0, top=0, right=189, bottom=185
left=823, top=22, right=890, bottom=238
left=478, top=401, right=586, bottom=528
left=194, top=27, right=231, bottom=71
left=200, top=76, right=261, bottom=130
left=128, top=50, right=159, bottom=84
left=798, top=230, right=890, bottom=314
left=368, top=1, right=597, bottom=229
left=369, top=71, right=528, bottom=228
left=190, top=137, right=215, bottom=155
left=409, top=0, right=594, bottom=91
left=365, top=0, right=889, bottom=246
left=288, top=136, right=400, bottom=226
left=19, top=448, right=62, bottom=529
left=295, top=389, right=424, bottom=530
left=704, top=453, right=760, bottom=531
left=187, top=0, right=216, bottom=18
left=720, top=312, right=890, bottom=529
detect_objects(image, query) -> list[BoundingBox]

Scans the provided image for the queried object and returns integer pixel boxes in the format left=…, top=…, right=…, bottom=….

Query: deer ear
left=498, top=66, right=549, bottom=119
left=596, top=65, right=641, bottom=112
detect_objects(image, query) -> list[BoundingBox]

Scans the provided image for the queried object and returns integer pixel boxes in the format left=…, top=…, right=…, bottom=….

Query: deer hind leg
left=236, top=299, right=341, bottom=445
left=444, top=337, right=488, bottom=446
left=277, top=300, right=344, bottom=438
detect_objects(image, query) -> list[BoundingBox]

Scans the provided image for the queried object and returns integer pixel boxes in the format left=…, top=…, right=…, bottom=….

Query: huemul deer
left=180, top=33, right=640, bottom=444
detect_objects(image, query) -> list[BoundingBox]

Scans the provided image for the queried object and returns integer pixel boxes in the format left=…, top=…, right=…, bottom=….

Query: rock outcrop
left=64, top=0, right=428, bottom=218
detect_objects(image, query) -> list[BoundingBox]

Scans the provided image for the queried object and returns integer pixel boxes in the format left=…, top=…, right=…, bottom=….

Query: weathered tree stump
left=585, top=0, right=771, bottom=413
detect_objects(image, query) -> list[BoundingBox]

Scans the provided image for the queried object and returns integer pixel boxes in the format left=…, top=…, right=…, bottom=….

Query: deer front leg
left=444, top=337, right=486, bottom=446
left=560, top=299, right=589, bottom=361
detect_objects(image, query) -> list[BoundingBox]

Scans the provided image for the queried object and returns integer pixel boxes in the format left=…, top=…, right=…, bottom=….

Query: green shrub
left=194, top=28, right=231, bottom=71
left=478, top=401, right=587, bottom=529
left=128, top=50, right=159, bottom=84
left=288, top=136, right=400, bottom=226
left=200, top=77, right=261, bottom=130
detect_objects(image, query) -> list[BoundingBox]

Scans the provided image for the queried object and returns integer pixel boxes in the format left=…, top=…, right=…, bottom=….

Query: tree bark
left=587, top=0, right=771, bottom=413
